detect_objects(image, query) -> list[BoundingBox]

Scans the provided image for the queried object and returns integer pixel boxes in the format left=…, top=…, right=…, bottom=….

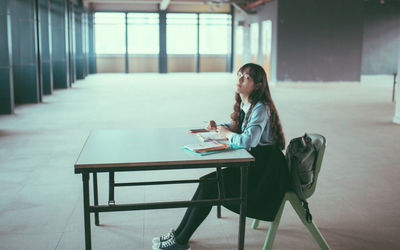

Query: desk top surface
left=74, top=128, right=254, bottom=170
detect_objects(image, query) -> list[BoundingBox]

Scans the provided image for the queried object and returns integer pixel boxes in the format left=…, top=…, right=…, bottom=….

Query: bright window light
left=235, top=26, right=243, bottom=55
left=128, top=13, right=159, bottom=54
left=250, top=22, right=259, bottom=58
left=199, top=14, right=231, bottom=55
left=94, top=12, right=126, bottom=54
left=167, top=13, right=198, bottom=54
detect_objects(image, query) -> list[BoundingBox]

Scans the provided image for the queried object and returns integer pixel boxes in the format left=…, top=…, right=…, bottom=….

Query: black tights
left=174, top=179, right=219, bottom=244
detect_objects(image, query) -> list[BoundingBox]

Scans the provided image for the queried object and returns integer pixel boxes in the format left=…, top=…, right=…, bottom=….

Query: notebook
left=184, top=141, right=230, bottom=153
left=196, top=131, right=228, bottom=142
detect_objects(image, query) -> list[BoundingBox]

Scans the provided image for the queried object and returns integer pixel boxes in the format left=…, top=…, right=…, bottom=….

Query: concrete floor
left=0, top=73, right=399, bottom=250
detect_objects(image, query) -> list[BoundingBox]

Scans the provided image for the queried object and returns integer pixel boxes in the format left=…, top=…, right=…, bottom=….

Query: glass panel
left=235, top=26, right=243, bottom=72
left=166, top=13, right=198, bottom=54
left=199, top=14, right=231, bottom=55
left=94, top=12, right=126, bottom=54
left=127, top=13, right=159, bottom=54
left=250, top=22, right=259, bottom=63
left=262, top=20, right=272, bottom=80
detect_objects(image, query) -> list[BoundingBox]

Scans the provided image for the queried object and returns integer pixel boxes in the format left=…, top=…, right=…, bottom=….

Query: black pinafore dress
left=200, top=110, right=289, bottom=221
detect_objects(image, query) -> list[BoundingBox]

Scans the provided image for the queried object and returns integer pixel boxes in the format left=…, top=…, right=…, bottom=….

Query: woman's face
left=236, top=69, right=255, bottom=96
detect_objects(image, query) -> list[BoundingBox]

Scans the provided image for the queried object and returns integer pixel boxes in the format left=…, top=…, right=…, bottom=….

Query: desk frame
left=75, top=161, right=251, bottom=250
left=107, top=166, right=226, bottom=218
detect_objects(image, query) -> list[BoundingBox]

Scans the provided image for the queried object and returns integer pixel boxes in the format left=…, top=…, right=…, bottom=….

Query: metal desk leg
left=108, top=171, right=115, bottom=205
left=82, top=173, right=92, bottom=250
left=93, top=173, right=99, bottom=226
left=216, top=166, right=225, bottom=218
left=238, top=165, right=248, bottom=250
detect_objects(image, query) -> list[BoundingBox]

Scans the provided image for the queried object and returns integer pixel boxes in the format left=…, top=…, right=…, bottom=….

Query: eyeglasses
left=237, top=72, right=251, bottom=80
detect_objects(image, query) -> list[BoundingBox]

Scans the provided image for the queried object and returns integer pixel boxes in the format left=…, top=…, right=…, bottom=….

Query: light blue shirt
left=228, top=101, right=274, bottom=149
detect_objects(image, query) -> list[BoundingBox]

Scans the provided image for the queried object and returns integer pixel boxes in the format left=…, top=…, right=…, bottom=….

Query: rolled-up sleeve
left=229, top=103, right=268, bottom=148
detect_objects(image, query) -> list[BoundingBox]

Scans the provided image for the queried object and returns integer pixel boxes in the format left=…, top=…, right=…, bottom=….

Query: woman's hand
left=206, top=120, right=217, bottom=131
left=217, top=125, right=232, bottom=139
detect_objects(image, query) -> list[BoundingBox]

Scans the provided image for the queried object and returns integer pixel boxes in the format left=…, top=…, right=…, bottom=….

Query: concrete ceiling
left=82, top=0, right=262, bottom=13
left=83, top=0, right=229, bottom=4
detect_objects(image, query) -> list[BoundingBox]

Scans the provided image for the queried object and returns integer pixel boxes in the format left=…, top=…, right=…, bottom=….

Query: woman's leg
left=174, top=186, right=201, bottom=235
left=174, top=179, right=219, bottom=244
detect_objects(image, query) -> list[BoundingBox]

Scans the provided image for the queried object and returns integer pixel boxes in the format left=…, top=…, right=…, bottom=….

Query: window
left=199, top=14, right=231, bottom=55
left=261, top=21, right=272, bottom=58
left=167, top=13, right=198, bottom=54
left=94, top=13, right=126, bottom=54
left=127, top=13, right=159, bottom=54
left=235, top=25, right=244, bottom=71
left=250, top=22, right=259, bottom=63
left=261, top=20, right=272, bottom=78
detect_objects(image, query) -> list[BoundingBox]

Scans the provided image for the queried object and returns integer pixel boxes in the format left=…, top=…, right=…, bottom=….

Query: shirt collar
left=241, top=101, right=251, bottom=113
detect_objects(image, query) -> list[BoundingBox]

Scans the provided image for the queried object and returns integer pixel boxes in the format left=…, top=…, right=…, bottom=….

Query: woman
left=153, top=63, right=289, bottom=250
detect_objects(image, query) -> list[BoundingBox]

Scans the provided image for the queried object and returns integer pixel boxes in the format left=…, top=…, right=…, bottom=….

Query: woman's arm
left=221, top=103, right=268, bottom=148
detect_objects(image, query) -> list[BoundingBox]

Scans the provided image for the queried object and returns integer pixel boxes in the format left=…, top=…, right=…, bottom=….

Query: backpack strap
left=303, top=201, right=313, bottom=223
left=291, top=155, right=313, bottom=223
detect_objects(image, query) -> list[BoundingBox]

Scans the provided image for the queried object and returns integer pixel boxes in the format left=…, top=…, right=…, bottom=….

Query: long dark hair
left=230, top=63, right=285, bottom=150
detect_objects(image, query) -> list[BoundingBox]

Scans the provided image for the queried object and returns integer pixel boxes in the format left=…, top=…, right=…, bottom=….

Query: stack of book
left=184, top=141, right=232, bottom=156
left=196, top=131, right=228, bottom=142
left=184, top=128, right=242, bottom=156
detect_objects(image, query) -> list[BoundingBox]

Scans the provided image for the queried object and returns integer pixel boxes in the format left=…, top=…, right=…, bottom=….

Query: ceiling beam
left=84, top=0, right=160, bottom=3
left=159, top=0, right=171, bottom=10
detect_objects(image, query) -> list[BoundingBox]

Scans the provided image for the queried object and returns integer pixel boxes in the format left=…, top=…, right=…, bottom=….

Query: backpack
left=285, top=133, right=318, bottom=223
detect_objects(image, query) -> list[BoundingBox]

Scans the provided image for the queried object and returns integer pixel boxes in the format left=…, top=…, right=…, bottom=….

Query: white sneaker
left=152, top=238, right=190, bottom=250
left=152, top=229, right=176, bottom=244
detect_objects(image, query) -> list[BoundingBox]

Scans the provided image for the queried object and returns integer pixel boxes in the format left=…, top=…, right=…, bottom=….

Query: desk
left=74, top=128, right=254, bottom=250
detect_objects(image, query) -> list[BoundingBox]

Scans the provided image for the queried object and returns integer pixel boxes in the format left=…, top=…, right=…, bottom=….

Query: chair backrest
left=302, top=133, right=326, bottom=199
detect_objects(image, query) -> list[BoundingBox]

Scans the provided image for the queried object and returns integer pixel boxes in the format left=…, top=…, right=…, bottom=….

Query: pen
left=202, top=121, right=225, bottom=126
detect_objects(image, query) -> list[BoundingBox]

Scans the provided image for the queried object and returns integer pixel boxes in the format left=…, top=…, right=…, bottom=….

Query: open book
left=183, top=141, right=244, bottom=156
left=196, top=131, right=228, bottom=142
left=184, top=141, right=230, bottom=153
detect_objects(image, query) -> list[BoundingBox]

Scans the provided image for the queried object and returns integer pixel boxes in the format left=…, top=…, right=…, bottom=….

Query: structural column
left=159, top=10, right=167, bottom=73
left=68, top=1, right=76, bottom=83
left=75, top=4, right=84, bottom=79
left=393, top=39, right=400, bottom=124
left=88, top=10, right=96, bottom=74
left=82, top=10, right=89, bottom=77
left=51, top=0, right=70, bottom=89
left=0, top=0, right=14, bottom=114
left=10, top=0, right=41, bottom=104
left=39, top=0, right=53, bottom=95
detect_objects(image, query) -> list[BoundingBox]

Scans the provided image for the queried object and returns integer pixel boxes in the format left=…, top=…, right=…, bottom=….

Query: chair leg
left=288, top=194, right=331, bottom=250
left=263, top=198, right=286, bottom=250
left=252, top=219, right=260, bottom=229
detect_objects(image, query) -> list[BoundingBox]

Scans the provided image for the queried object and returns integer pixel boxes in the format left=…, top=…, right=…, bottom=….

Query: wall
left=0, top=0, right=92, bottom=114
left=96, top=56, right=125, bottom=73
left=96, top=55, right=229, bottom=73
left=0, top=0, right=14, bottom=113
left=51, top=0, right=70, bottom=88
left=168, top=55, right=196, bottom=72
left=276, top=0, right=364, bottom=82
left=10, top=0, right=40, bottom=103
left=234, top=0, right=278, bottom=82
left=39, top=0, right=53, bottom=95
left=200, top=55, right=227, bottom=72
left=362, top=0, right=400, bottom=75
left=129, top=56, right=158, bottom=73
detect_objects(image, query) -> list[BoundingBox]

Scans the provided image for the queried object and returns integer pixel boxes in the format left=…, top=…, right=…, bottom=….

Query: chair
left=251, top=133, right=330, bottom=250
